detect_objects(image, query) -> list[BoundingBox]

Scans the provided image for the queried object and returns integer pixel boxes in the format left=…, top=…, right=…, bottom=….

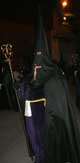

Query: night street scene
left=0, top=0, right=80, bottom=163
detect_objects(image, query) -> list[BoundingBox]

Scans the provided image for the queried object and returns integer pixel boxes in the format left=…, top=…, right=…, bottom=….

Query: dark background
left=0, top=0, right=80, bottom=71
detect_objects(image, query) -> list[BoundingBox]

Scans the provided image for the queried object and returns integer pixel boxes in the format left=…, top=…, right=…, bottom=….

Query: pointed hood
left=34, top=5, right=49, bottom=55
left=31, top=4, right=60, bottom=88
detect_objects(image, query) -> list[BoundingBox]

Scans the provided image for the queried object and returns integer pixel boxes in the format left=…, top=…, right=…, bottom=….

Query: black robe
left=32, top=62, right=80, bottom=163
left=44, top=69, right=80, bottom=163
left=30, top=4, right=80, bottom=162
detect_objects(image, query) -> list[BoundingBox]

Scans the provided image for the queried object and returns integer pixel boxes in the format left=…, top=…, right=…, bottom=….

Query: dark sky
left=0, top=0, right=80, bottom=24
left=0, top=0, right=35, bottom=22
left=0, top=0, right=56, bottom=24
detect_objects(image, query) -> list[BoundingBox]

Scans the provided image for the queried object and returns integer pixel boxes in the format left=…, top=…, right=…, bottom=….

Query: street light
left=63, top=16, right=67, bottom=20
left=62, top=0, right=68, bottom=8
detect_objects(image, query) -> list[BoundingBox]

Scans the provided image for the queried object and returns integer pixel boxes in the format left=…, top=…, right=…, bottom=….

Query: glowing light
left=63, top=16, right=67, bottom=20
left=62, top=1, right=68, bottom=8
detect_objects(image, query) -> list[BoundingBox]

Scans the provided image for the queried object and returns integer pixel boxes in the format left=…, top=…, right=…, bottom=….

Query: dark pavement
left=0, top=80, right=80, bottom=163
left=0, top=109, right=32, bottom=163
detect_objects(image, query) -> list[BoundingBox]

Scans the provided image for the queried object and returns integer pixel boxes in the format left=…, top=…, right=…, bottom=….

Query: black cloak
left=31, top=5, right=80, bottom=163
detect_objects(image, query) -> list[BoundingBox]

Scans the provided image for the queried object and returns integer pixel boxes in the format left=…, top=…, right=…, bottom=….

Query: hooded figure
left=19, top=6, right=47, bottom=163
left=31, top=5, right=80, bottom=163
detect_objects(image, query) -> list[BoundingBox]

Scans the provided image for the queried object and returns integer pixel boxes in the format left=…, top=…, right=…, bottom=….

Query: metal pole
left=1, top=44, right=33, bottom=160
